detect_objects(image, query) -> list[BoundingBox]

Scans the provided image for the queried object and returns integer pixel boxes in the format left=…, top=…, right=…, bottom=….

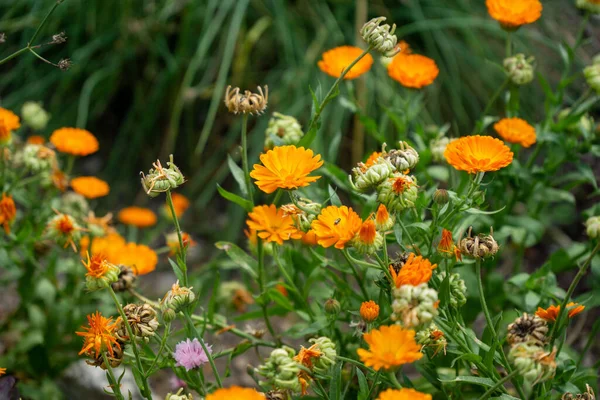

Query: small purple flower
left=173, top=338, right=212, bottom=371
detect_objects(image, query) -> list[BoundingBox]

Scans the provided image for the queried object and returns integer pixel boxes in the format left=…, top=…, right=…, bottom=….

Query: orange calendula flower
left=115, top=243, right=158, bottom=275
left=250, top=145, right=323, bottom=194
left=375, top=204, right=394, bottom=231
left=535, top=302, right=585, bottom=322
left=165, top=192, right=190, bottom=218
left=294, top=343, right=323, bottom=369
left=360, top=300, right=380, bottom=322
left=494, top=117, right=536, bottom=148
left=362, top=151, right=382, bottom=172
left=205, top=386, right=265, bottom=400
left=70, top=176, right=110, bottom=199
left=390, top=253, right=437, bottom=288
left=0, top=367, right=6, bottom=376
left=82, top=252, right=112, bottom=279
left=358, top=219, right=377, bottom=244
left=50, top=127, right=99, bottom=156
left=27, top=135, right=45, bottom=144
left=437, top=228, right=461, bottom=261
left=311, top=205, right=363, bottom=249
left=377, top=388, right=432, bottom=400
left=80, top=233, right=126, bottom=259
left=318, top=45, right=374, bottom=80
left=244, top=227, right=259, bottom=246
left=246, top=204, right=302, bottom=245
left=391, top=175, right=413, bottom=194
left=0, top=108, right=21, bottom=132
left=0, top=120, right=10, bottom=144
left=118, top=206, right=157, bottom=228
left=0, top=193, right=16, bottom=234
left=486, top=0, right=542, bottom=29
left=300, top=229, right=319, bottom=246
left=388, top=54, right=439, bottom=89
left=47, top=212, right=82, bottom=251
left=75, top=311, right=121, bottom=358
left=357, top=325, right=423, bottom=370
left=444, top=135, right=514, bottom=174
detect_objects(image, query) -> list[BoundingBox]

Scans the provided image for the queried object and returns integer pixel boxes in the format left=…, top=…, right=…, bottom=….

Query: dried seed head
left=459, top=227, right=499, bottom=259
left=389, top=252, right=410, bottom=274
left=111, top=265, right=137, bottom=292
left=266, top=390, right=288, bottom=400
left=507, top=313, right=548, bottom=346
left=51, top=32, right=67, bottom=44
left=224, top=85, right=268, bottom=115
left=118, top=303, right=159, bottom=339
left=361, top=17, right=400, bottom=57
left=562, top=384, right=595, bottom=400
left=58, top=58, right=72, bottom=71
left=86, top=340, right=124, bottom=370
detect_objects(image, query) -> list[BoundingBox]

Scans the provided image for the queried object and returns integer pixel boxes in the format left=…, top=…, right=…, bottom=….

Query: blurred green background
left=0, top=0, right=597, bottom=244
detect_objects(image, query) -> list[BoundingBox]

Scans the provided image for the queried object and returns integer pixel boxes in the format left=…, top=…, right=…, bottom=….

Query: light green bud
left=584, top=57, right=600, bottom=94
left=585, top=215, right=600, bottom=239
left=503, top=54, right=535, bottom=85
left=576, top=0, right=600, bottom=13
left=349, top=158, right=395, bottom=193
left=160, top=281, right=195, bottom=312
left=376, top=173, right=418, bottom=212
left=309, top=336, right=337, bottom=375
left=391, top=283, right=439, bottom=328
left=256, top=347, right=302, bottom=393
left=15, top=144, right=57, bottom=173
left=264, top=113, right=304, bottom=149
left=21, top=102, right=50, bottom=131
left=508, top=342, right=556, bottom=385
left=141, top=154, right=185, bottom=197
left=430, top=137, right=455, bottom=163
left=384, top=141, right=419, bottom=171
left=361, top=17, right=399, bottom=57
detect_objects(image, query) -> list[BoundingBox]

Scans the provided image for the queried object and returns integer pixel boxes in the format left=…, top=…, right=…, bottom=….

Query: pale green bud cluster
left=377, top=173, right=418, bottom=213
left=165, top=388, right=193, bottom=400
left=557, top=108, right=595, bottom=134
left=309, top=337, right=337, bottom=375
left=361, top=17, right=399, bottom=57
left=384, top=141, right=419, bottom=171
left=439, top=272, right=467, bottom=308
left=504, top=54, right=535, bottom=85
left=391, top=283, right=439, bottom=328
left=576, top=0, right=600, bottom=13
left=21, top=101, right=50, bottom=131
left=508, top=342, right=556, bottom=386
left=141, top=154, right=185, bottom=197
left=429, top=136, right=455, bottom=163
left=584, top=55, right=600, bottom=94
left=264, top=113, right=304, bottom=149
left=15, top=144, right=57, bottom=173
left=53, top=192, right=90, bottom=219
left=349, top=158, right=396, bottom=193
left=161, top=281, right=196, bottom=319
left=256, top=347, right=302, bottom=393
left=585, top=215, right=600, bottom=239
left=85, top=260, right=120, bottom=292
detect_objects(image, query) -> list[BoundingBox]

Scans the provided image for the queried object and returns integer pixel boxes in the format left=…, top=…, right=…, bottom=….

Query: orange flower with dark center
left=358, top=219, right=377, bottom=245
left=246, top=204, right=302, bottom=245
left=494, top=118, right=536, bottom=148
left=535, top=302, right=585, bottom=322
left=486, top=0, right=542, bottom=29
left=118, top=207, right=157, bottom=228
left=390, top=253, right=437, bottom=288
left=0, top=193, right=16, bottom=234
left=250, top=145, right=323, bottom=194
left=75, top=311, right=121, bottom=358
left=360, top=300, right=380, bottom=322
left=444, top=135, right=513, bottom=174
left=294, top=343, right=323, bottom=369
left=0, top=108, right=21, bottom=132
left=318, top=46, right=374, bottom=80
left=388, top=54, right=439, bottom=89
left=357, top=325, right=423, bottom=370
left=82, top=252, right=111, bottom=279
left=391, top=175, right=413, bottom=194
left=71, top=176, right=110, bottom=199
left=50, top=127, right=99, bottom=156
left=311, top=205, right=363, bottom=249
left=27, top=135, right=45, bottom=144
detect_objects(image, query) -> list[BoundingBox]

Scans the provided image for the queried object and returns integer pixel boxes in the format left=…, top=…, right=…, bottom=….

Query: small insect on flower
left=224, top=85, right=268, bottom=115
left=311, top=205, right=363, bottom=249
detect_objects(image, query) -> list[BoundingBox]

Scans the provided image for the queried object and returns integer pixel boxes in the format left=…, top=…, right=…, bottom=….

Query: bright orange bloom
left=318, top=46, right=374, bottom=80
left=438, top=229, right=454, bottom=253
left=360, top=300, right=380, bottom=322
left=377, top=388, right=432, bottom=400
left=0, top=120, right=10, bottom=144
left=388, top=54, right=439, bottom=89
left=166, top=192, right=190, bottom=218
left=444, top=135, right=513, bottom=174
left=376, top=204, right=390, bottom=225
left=396, top=40, right=412, bottom=55
left=250, top=145, right=323, bottom=194
left=358, top=219, right=377, bottom=245
left=70, top=176, right=110, bottom=199
left=82, top=252, right=112, bottom=279
left=362, top=151, right=382, bottom=172
left=27, top=135, right=45, bottom=144
left=205, top=386, right=265, bottom=400
left=118, top=206, right=157, bottom=228
left=0, top=368, right=6, bottom=376
left=535, top=302, right=585, bottom=322
left=294, top=343, right=323, bottom=369
left=116, top=243, right=158, bottom=275
left=80, top=233, right=126, bottom=260
left=486, top=0, right=542, bottom=29
left=50, top=127, right=99, bottom=156
left=246, top=204, right=302, bottom=245
left=0, top=193, right=16, bottom=234
left=494, top=118, right=536, bottom=148
left=75, top=311, right=121, bottom=358
left=311, top=205, right=363, bottom=249
left=276, top=283, right=288, bottom=297
left=390, top=253, right=437, bottom=288
left=300, top=229, right=319, bottom=246
left=0, top=108, right=20, bottom=141
left=357, top=325, right=423, bottom=370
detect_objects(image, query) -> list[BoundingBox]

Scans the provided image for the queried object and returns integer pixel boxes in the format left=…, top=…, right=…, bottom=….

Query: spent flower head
left=140, top=154, right=185, bottom=197
left=224, top=85, right=268, bottom=115
left=361, top=17, right=400, bottom=57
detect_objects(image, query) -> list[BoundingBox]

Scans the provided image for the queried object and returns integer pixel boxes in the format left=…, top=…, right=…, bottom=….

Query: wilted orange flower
left=246, top=204, right=302, bottom=245
left=82, top=252, right=112, bottom=279
left=205, top=386, right=265, bottom=400
left=300, top=229, right=318, bottom=246
left=444, top=135, right=513, bottom=174
left=0, top=108, right=21, bottom=132
left=0, top=367, right=5, bottom=376
left=84, top=212, right=115, bottom=235
left=318, top=45, right=374, bottom=80
left=250, top=145, right=323, bottom=194
left=535, top=302, right=585, bottom=322
left=357, top=325, right=423, bottom=370
left=376, top=204, right=389, bottom=224
left=294, top=343, right=323, bottom=369
left=165, top=192, right=190, bottom=218
left=52, top=169, right=69, bottom=191
left=166, top=231, right=196, bottom=255
left=75, top=311, right=121, bottom=358
left=391, top=175, right=413, bottom=194
left=388, top=54, right=439, bottom=89
left=0, top=193, right=16, bottom=234
left=357, top=219, right=377, bottom=245
left=486, top=0, right=542, bottom=29
left=494, top=118, right=536, bottom=148
left=390, top=253, right=437, bottom=288
left=377, top=388, right=432, bottom=400
left=27, top=135, right=45, bottom=144
left=49, top=213, right=82, bottom=251
left=311, top=205, right=363, bottom=249
left=71, top=176, right=110, bottom=199
left=118, top=206, right=157, bottom=228
left=50, top=127, right=99, bottom=156
left=276, top=283, right=288, bottom=297
left=360, top=300, right=380, bottom=322
left=115, top=243, right=158, bottom=275
left=437, top=228, right=461, bottom=261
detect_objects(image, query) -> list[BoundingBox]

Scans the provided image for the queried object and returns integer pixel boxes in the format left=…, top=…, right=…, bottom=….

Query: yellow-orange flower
left=362, top=151, right=382, bottom=172
left=75, top=311, right=121, bottom=358
left=0, top=367, right=5, bottom=376
left=358, top=219, right=377, bottom=245
left=205, top=386, right=265, bottom=400
left=80, top=233, right=126, bottom=260
left=535, top=302, right=585, bottom=322
left=494, top=118, right=536, bottom=148
left=357, top=325, right=423, bottom=370
left=71, top=176, right=110, bottom=199
left=390, top=253, right=437, bottom=288
left=50, top=127, right=99, bottom=156
left=82, top=252, right=112, bottom=279
left=0, top=120, right=10, bottom=144
left=486, top=0, right=542, bottom=29
left=250, top=145, right=323, bottom=194
left=377, top=388, right=432, bottom=400
left=437, top=228, right=461, bottom=261
left=27, top=135, right=45, bottom=144
left=391, top=175, right=413, bottom=194
left=294, top=343, right=323, bottom=369
left=115, top=243, right=158, bottom=275
left=0, top=193, right=16, bottom=234
left=246, top=204, right=302, bottom=245
left=118, top=206, right=157, bottom=228
left=0, top=107, right=21, bottom=132
left=165, top=192, right=190, bottom=218
left=300, top=229, right=318, bottom=246
left=360, top=300, right=380, bottom=322
left=318, top=46, right=374, bottom=80
left=388, top=54, right=439, bottom=89
left=311, top=205, right=363, bottom=249
left=444, top=135, right=513, bottom=174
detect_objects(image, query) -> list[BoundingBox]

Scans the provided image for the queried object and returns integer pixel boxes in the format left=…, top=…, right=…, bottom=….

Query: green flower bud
left=585, top=215, right=600, bottom=239
left=361, top=17, right=399, bottom=57
left=264, top=113, right=304, bottom=149
left=256, top=347, right=302, bottom=393
left=349, top=159, right=395, bottom=193
left=576, top=0, right=600, bottom=13
left=439, top=272, right=467, bottom=308
left=324, top=298, right=341, bottom=316
left=309, top=337, right=337, bottom=375
left=162, top=307, right=176, bottom=322
left=45, top=213, right=83, bottom=251
left=376, top=173, right=418, bottom=213
left=15, top=144, right=57, bottom=173
left=508, top=342, right=556, bottom=385
left=82, top=253, right=120, bottom=291
left=433, top=189, right=449, bottom=205
left=161, top=281, right=195, bottom=312
left=584, top=56, right=600, bottom=94
left=391, top=283, right=439, bottom=328
left=429, top=137, right=455, bottom=163
left=383, top=141, right=419, bottom=171
left=557, top=108, right=595, bottom=134
left=140, top=154, right=185, bottom=197
left=504, top=54, right=535, bottom=85
left=165, top=388, right=193, bottom=400
left=21, top=101, right=50, bottom=131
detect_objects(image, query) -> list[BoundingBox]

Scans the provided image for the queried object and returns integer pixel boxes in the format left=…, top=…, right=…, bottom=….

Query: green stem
left=189, top=313, right=277, bottom=347
left=475, top=78, right=509, bottom=133
left=0, top=47, right=28, bottom=66
left=388, top=371, right=402, bottom=389
left=29, top=0, right=65, bottom=46
left=257, top=238, right=280, bottom=344
left=478, top=370, right=518, bottom=400
left=505, top=32, right=512, bottom=59
left=240, top=113, right=254, bottom=205
left=183, top=311, right=223, bottom=388
left=102, top=352, right=125, bottom=400
left=273, top=248, right=315, bottom=320
left=342, top=249, right=369, bottom=299
left=146, top=323, right=171, bottom=376
left=272, top=189, right=283, bottom=205
left=166, top=189, right=188, bottom=285
left=396, top=215, right=418, bottom=254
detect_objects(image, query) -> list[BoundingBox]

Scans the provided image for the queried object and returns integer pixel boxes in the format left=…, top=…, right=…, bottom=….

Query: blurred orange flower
left=0, top=193, right=16, bottom=234
left=318, top=46, right=374, bottom=80
left=377, top=388, right=432, bottom=400
left=166, top=192, right=190, bottom=218
left=118, top=206, right=157, bottom=228
left=486, top=0, right=542, bottom=29
left=71, top=176, right=110, bottom=199
left=494, top=118, right=536, bottom=148
left=50, top=127, right=99, bottom=156
left=27, top=135, right=45, bottom=144
left=357, top=325, right=422, bottom=370
left=0, top=108, right=21, bottom=132
left=205, top=387, right=265, bottom=400
left=388, top=54, right=439, bottom=89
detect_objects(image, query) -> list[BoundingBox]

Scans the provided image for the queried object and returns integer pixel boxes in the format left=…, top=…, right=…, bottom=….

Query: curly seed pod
left=459, top=227, right=499, bottom=259
left=507, top=313, right=548, bottom=346
left=111, top=265, right=137, bottom=292
left=361, top=17, right=399, bottom=57
left=383, top=141, right=419, bottom=171
left=121, top=303, right=159, bottom=338
left=562, top=384, right=595, bottom=400
left=224, top=85, right=269, bottom=115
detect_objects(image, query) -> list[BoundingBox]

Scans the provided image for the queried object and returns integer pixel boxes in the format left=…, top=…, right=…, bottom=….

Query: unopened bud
left=504, top=54, right=535, bottom=85
left=361, top=17, right=399, bottom=57
left=433, top=189, right=449, bottom=205
left=324, top=298, right=341, bottom=315
left=161, top=281, right=195, bottom=311
left=21, top=102, right=50, bottom=130
left=585, top=215, right=600, bottom=239
left=140, top=154, right=185, bottom=197
left=584, top=55, right=600, bottom=94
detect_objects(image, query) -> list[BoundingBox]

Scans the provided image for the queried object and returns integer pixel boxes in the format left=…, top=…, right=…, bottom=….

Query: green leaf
left=215, top=241, right=258, bottom=278
left=227, top=155, right=248, bottom=197
left=356, top=368, right=369, bottom=400
left=217, top=184, right=253, bottom=211
left=465, top=206, right=505, bottom=215
left=329, top=361, right=343, bottom=400
left=168, top=258, right=185, bottom=284
left=438, top=273, right=451, bottom=308
left=439, top=375, right=495, bottom=387
left=328, top=185, right=342, bottom=206
left=490, top=395, right=521, bottom=400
